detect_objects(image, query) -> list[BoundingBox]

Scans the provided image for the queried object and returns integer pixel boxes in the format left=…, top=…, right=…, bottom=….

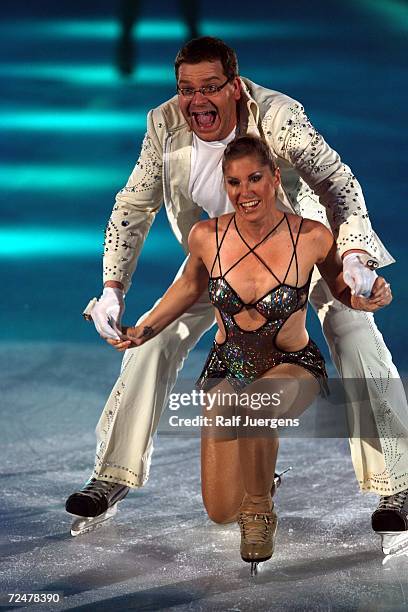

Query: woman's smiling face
left=223, top=155, right=281, bottom=222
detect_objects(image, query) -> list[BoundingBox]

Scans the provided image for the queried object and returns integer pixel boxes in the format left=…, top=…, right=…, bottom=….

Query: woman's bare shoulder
left=216, top=212, right=235, bottom=230
left=191, top=213, right=234, bottom=237
left=285, top=215, right=335, bottom=263
left=286, top=214, right=332, bottom=240
left=303, top=218, right=333, bottom=245
left=188, top=218, right=218, bottom=253
left=190, top=217, right=215, bottom=235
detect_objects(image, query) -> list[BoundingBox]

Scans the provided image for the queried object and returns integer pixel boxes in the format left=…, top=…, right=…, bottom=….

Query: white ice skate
left=70, top=503, right=119, bottom=536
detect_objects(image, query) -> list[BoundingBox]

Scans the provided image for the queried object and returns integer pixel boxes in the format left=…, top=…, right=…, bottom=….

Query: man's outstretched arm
left=107, top=222, right=210, bottom=351
left=90, top=108, right=165, bottom=339
left=265, top=99, right=395, bottom=261
left=265, top=98, right=394, bottom=295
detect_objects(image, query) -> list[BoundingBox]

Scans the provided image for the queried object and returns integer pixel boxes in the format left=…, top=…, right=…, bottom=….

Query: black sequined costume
left=197, top=214, right=327, bottom=392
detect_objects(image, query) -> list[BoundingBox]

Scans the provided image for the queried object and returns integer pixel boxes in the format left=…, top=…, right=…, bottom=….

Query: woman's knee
left=203, top=499, right=238, bottom=524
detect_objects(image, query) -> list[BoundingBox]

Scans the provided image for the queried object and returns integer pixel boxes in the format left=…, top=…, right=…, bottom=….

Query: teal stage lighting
left=0, top=226, right=178, bottom=259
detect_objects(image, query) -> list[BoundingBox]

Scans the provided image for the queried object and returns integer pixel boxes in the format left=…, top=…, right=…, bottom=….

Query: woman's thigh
left=252, top=362, right=320, bottom=419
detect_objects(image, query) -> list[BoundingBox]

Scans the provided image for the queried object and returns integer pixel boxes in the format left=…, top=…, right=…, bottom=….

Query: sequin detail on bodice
left=208, top=278, right=309, bottom=320
left=207, top=213, right=315, bottom=385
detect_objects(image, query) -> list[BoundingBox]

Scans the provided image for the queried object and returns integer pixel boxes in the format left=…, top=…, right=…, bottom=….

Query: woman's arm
left=109, top=222, right=210, bottom=351
left=313, top=223, right=392, bottom=311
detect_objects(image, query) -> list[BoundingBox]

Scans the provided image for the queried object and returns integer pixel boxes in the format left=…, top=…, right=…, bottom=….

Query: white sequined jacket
left=103, top=78, right=394, bottom=292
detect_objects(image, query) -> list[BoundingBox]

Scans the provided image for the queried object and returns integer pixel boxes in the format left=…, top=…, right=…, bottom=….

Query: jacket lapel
left=165, top=127, right=202, bottom=251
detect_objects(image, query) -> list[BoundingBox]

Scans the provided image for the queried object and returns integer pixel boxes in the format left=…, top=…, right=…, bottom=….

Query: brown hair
left=222, top=136, right=277, bottom=174
left=174, top=37, right=238, bottom=81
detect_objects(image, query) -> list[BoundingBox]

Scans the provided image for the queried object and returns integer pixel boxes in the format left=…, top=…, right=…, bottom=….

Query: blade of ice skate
left=70, top=504, right=118, bottom=536
left=380, top=531, right=408, bottom=555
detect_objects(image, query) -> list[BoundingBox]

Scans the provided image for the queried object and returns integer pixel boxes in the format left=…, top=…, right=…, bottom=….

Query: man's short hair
left=174, top=37, right=239, bottom=81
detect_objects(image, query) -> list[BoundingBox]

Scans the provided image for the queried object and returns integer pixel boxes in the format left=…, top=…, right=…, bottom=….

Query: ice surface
left=1, top=343, right=408, bottom=611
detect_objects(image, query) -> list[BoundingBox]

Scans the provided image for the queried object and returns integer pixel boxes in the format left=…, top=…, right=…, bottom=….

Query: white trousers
left=93, top=267, right=408, bottom=496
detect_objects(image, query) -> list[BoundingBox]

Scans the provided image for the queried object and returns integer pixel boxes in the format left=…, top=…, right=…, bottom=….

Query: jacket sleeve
left=265, top=99, right=387, bottom=264
left=103, top=109, right=164, bottom=293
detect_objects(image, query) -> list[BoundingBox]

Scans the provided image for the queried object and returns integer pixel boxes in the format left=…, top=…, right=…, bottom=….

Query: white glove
left=343, top=253, right=378, bottom=297
left=91, top=287, right=125, bottom=340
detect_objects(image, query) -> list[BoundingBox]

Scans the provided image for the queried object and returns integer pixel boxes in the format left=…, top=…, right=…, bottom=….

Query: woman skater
left=110, top=136, right=391, bottom=571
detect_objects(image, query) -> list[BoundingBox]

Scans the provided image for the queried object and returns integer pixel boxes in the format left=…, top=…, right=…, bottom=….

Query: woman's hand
left=351, top=276, right=392, bottom=312
left=105, top=324, right=155, bottom=352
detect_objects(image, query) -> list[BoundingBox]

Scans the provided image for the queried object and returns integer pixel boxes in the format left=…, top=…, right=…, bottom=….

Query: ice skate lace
left=378, top=490, right=408, bottom=512
left=238, top=513, right=273, bottom=544
left=81, top=479, right=119, bottom=501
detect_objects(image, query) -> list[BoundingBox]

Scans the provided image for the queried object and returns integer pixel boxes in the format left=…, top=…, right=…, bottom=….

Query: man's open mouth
left=191, top=110, right=218, bottom=129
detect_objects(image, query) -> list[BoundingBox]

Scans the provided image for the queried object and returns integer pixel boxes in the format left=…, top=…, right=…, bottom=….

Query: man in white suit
left=66, top=37, right=408, bottom=551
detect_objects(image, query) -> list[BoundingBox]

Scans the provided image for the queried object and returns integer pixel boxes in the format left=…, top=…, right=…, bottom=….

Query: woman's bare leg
left=201, top=364, right=320, bottom=522
left=201, top=380, right=246, bottom=524
left=238, top=364, right=318, bottom=514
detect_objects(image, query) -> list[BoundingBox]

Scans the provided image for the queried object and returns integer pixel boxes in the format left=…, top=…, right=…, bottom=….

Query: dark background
left=1, top=0, right=407, bottom=366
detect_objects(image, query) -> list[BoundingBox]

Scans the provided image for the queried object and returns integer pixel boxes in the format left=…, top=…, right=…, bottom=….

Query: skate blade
left=382, top=547, right=408, bottom=565
left=379, top=531, right=408, bottom=556
left=70, top=504, right=118, bottom=536
left=273, top=466, right=292, bottom=491
left=250, top=561, right=266, bottom=576
left=241, top=556, right=269, bottom=576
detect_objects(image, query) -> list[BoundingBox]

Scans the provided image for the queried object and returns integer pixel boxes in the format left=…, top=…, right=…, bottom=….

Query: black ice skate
left=65, top=478, right=129, bottom=536
left=371, top=488, right=408, bottom=560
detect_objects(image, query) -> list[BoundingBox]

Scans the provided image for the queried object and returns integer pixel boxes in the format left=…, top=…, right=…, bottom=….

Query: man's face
left=177, top=60, right=241, bottom=141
